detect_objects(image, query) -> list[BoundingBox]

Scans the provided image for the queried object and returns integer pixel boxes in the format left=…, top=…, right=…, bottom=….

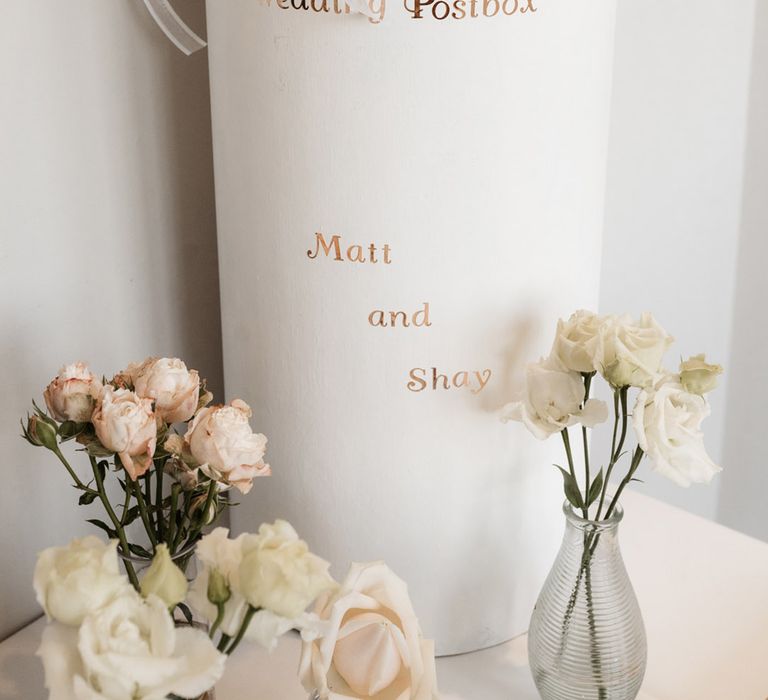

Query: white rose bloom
left=188, top=526, right=327, bottom=651
left=33, top=538, right=130, bottom=627
left=502, top=357, right=608, bottom=440
left=239, top=520, right=335, bottom=620
left=132, top=357, right=200, bottom=424
left=92, top=387, right=157, bottom=480
left=633, top=375, right=722, bottom=487
left=595, top=312, right=673, bottom=388
left=44, top=362, right=102, bottom=423
left=551, top=310, right=606, bottom=373
left=184, top=399, right=270, bottom=494
left=37, top=593, right=225, bottom=700
left=300, top=561, right=439, bottom=700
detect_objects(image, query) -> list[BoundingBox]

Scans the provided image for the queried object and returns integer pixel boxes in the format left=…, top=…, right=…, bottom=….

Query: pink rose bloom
left=43, top=362, right=102, bottom=423
left=92, top=387, right=157, bottom=480
left=131, top=357, right=200, bottom=424
left=184, top=399, right=269, bottom=494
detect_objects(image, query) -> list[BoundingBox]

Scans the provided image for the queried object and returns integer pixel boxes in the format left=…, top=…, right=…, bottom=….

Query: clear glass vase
left=528, top=502, right=647, bottom=700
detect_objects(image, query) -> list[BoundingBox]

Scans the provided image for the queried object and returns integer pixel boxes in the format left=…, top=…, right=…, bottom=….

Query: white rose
left=238, top=520, right=335, bottom=620
left=633, top=375, right=721, bottom=487
left=33, top=537, right=130, bottom=627
left=37, top=593, right=225, bottom=700
left=44, top=363, right=102, bottom=423
left=184, top=399, right=270, bottom=494
left=595, top=312, right=673, bottom=388
left=300, top=561, right=439, bottom=700
left=132, top=357, right=200, bottom=424
left=188, top=526, right=327, bottom=651
left=551, top=310, right=606, bottom=373
left=502, top=357, right=608, bottom=440
left=679, top=354, right=723, bottom=395
left=92, top=387, right=157, bottom=480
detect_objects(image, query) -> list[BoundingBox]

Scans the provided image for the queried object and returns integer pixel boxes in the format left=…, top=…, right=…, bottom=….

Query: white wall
left=718, top=0, right=768, bottom=542
left=0, top=1, right=221, bottom=640
left=597, top=0, right=756, bottom=521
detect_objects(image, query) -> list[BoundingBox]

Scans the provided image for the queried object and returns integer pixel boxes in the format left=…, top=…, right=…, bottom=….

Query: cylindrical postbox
left=206, top=0, right=616, bottom=654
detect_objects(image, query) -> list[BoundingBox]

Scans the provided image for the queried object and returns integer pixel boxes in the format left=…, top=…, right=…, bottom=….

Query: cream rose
left=92, top=387, right=157, bottom=480
left=300, top=561, right=439, bottom=700
left=551, top=310, right=606, bottom=373
left=188, top=526, right=329, bottom=651
left=132, top=357, right=200, bottom=424
left=679, top=354, right=723, bottom=395
left=595, top=312, right=673, bottom=388
left=33, top=537, right=130, bottom=627
left=238, top=520, right=335, bottom=620
left=633, top=375, right=721, bottom=487
left=37, top=593, right=225, bottom=700
left=502, top=356, right=608, bottom=440
left=44, top=362, right=102, bottom=423
left=184, top=399, right=270, bottom=494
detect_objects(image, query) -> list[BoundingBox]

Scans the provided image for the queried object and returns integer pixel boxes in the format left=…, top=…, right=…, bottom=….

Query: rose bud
left=43, top=362, right=102, bottom=423
left=679, top=354, right=723, bottom=395
left=140, top=544, right=188, bottom=609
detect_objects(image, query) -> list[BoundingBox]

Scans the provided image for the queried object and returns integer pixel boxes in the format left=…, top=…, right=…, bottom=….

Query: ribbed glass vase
left=528, top=502, right=646, bottom=700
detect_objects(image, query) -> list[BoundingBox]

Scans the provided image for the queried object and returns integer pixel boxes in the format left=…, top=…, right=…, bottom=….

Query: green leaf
left=128, top=543, right=153, bottom=559
left=97, top=460, right=108, bottom=482
left=86, top=519, right=116, bottom=538
left=78, top=491, right=98, bottom=506
left=58, top=421, right=87, bottom=442
left=554, top=466, right=584, bottom=510
left=587, top=469, right=604, bottom=507
left=85, top=440, right=114, bottom=458
left=176, top=602, right=194, bottom=625
left=122, top=506, right=141, bottom=527
left=629, top=478, right=645, bottom=484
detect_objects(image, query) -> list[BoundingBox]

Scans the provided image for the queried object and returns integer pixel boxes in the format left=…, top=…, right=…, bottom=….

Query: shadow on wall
left=0, top=0, right=221, bottom=640
left=718, top=0, right=768, bottom=543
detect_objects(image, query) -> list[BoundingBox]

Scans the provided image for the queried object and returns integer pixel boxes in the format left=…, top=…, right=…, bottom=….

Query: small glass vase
left=528, top=501, right=647, bottom=700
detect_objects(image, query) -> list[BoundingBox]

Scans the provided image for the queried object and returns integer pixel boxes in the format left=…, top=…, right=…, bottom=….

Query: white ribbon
left=142, top=0, right=207, bottom=55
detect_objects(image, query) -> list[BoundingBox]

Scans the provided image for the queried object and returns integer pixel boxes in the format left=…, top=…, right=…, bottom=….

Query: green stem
left=216, top=633, right=232, bottom=653
left=89, top=456, right=139, bottom=590
left=581, top=372, right=594, bottom=517
left=119, top=485, right=132, bottom=527
left=209, top=603, right=226, bottom=640
left=132, top=476, right=158, bottom=549
left=155, top=462, right=165, bottom=542
left=226, top=606, right=259, bottom=655
left=53, top=447, right=88, bottom=490
left=606, top=446, right=644, bottom=519
left=596, top=386, right=629, bottom=520
left=561, top=429, right=587, bottom=518
left=173, top=490, right=191, bottom=553
left=167, top=484, right=180, bottom=554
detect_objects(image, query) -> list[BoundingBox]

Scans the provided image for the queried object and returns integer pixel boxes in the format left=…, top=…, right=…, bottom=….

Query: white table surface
left=2, top=490, right=767, bottom=700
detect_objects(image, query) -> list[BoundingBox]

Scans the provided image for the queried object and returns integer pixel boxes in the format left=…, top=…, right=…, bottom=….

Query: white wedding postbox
left=206, top=0, right=616, bottom=654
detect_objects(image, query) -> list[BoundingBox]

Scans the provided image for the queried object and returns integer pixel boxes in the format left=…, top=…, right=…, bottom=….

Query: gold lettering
left=311, top=0, right=329, bottom=11
left=520, top=0, right=536, bottom=11
left=453, top=371, right=469, bottom=389
left=412, top=302, right=432, bottom=327
left=383, top=244, right=392, bottom=264
left=307, top=232, right=342, bottom=261
left=483, top=0, right=499, bottom=16
left=389, top=311, right=409, bottom=327
left=368, top=310, right=387, bottom=327
left=367, top=0, right=386, bottom=23
left=408, top=368, right=427, bottom=392
left=473, top=369, right=492, bottom=393
left=432, top=368, right=450, bottom=390
left=502, top=0, right=517, bottom=14
left=452, top=0, right=466, bottom=18
left=347, top=244, right=365, bottom=263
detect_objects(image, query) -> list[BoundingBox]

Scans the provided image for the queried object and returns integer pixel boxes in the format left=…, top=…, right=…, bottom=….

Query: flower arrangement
left=34, top=527, right=439, bottom=699
left=503, top=310, right=722, bottom=516
left=503, top=310, right=723, bottom=700
left=21, top=358, right=269, bottom=590
left=25, top=358, right=439, bottom=699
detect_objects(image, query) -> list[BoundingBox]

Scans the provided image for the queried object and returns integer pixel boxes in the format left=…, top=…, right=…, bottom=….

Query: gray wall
left=0, top=1, right=221, bottom=640
left=598, top=0, right=757, bottom=522
left=718, top=0, right=768, bottom=542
